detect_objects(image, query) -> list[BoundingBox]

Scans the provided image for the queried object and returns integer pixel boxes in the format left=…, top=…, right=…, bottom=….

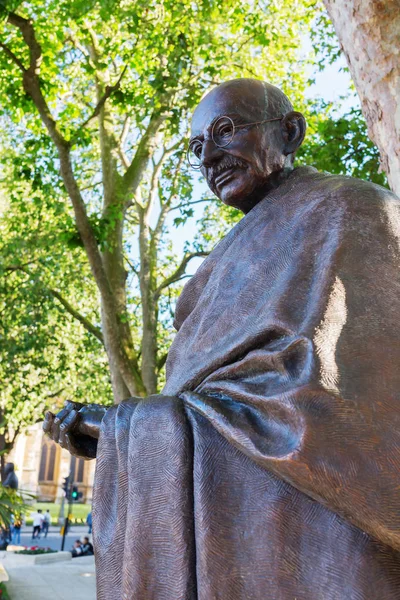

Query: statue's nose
left=201, top=138, right=224, bottom=168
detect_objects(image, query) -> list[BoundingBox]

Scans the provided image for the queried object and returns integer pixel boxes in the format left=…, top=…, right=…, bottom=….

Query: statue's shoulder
left=293, top=169, right=398, bottom=232
left=309, top=170, right=398, bottom=208
left=302, top=171, right=400, bottom=252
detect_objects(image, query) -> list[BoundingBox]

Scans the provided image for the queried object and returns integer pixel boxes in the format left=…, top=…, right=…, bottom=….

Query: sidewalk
left=1, top=553, right=96, bottom=600
left=18, top=524, right=92, bottom=553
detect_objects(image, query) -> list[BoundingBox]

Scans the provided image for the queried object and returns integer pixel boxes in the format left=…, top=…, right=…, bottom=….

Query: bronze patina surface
left=44, top=79, right=400, bottom=599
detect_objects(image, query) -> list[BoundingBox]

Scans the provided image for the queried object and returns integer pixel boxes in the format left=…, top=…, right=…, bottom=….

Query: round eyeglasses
left=187, top=114, right=283, bottom=170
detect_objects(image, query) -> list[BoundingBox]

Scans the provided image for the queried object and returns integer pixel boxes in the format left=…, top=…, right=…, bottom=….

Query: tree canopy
left=0, top=0, right=383, bottom=446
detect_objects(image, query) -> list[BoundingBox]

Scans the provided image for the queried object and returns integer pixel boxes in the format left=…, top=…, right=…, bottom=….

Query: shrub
left=0, top=582, right=10, bottom=600
left=15, top=546, right=57, bottom=555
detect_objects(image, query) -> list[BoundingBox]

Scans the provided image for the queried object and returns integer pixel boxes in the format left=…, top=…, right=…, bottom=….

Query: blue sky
left=306, top=54, right=358, bottom=112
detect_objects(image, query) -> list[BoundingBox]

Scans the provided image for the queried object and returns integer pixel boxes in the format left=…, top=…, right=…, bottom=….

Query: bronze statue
left=3, top=462, right=18, bottom=490
left=44, top=79, right=400, bottom=599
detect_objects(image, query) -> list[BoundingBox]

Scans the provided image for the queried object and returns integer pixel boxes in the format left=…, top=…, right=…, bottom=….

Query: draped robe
left=93, top=167, right=400, bottom=599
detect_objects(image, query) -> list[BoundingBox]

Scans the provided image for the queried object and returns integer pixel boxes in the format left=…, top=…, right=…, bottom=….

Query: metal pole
left=68, top=494, right=73, bottom=531
left=61, top=516, right=69, bottom=551
left=60, top=475, right=74, bottom=552
left=58, top=495, right=65, bottom=526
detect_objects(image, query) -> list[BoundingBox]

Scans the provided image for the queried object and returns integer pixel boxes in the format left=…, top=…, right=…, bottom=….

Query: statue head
left=4, top=462, right=14, bottom=476
left=3, top=462, right=18, bottom=489
left=189, top=78, right=306, bottom=213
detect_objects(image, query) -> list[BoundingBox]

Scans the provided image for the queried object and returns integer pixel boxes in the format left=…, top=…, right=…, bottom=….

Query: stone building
left=7, top=423, right=96, bottom=504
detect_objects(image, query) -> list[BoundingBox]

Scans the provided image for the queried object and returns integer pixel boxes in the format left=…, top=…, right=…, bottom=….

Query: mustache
left=207, top=155, right=248, bottom=185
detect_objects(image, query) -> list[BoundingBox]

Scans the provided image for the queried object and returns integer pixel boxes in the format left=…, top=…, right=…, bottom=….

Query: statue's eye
left=217, top=123, right=234, bottom=138
left=189, top=140, right=202, bottom=158
left=212, top=116, right=235, bottom=147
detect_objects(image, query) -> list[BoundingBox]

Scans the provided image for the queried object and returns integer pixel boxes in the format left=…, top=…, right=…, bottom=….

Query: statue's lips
left=214, top=167, right=238, bottom=188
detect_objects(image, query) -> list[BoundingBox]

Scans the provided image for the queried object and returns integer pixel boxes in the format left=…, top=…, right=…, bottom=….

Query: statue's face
left=190, top=81, right=287, bottom=212
left=4, top=462, right=13, bottom=475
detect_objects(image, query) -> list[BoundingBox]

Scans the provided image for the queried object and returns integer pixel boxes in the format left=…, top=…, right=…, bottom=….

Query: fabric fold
left=94, top=397, right=197, bottom=600
left=94, top=168, right=400, bottom=599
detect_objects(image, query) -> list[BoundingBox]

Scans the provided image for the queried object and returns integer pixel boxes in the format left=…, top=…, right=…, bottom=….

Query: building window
left=70, top=456, right=85, bottom=484
left=38, top=439, right=58, bottom=482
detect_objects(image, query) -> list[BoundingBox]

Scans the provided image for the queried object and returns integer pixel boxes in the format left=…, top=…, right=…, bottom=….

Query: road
left=14, top=525, right=92, bottom=552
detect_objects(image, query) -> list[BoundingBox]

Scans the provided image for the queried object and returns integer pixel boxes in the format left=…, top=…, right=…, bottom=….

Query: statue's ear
left=280, top=111, right=306, bottom=155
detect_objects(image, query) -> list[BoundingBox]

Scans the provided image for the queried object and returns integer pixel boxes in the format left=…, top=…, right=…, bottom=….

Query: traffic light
left=61, top=475, right=70, bottom=496
left=71, top=486, right=83, bottom=502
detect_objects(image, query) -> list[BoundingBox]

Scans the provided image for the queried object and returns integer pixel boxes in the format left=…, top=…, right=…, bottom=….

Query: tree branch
left=0, top=41, right=25, bottom=71
left=4, top=263, right=105, bottom=345
left=120, top=117, right=130, bottom=145
left=6, top=12, right=143, bottom=396
left=124, top=254, right=139, bottom=277
left=81, top=180, right=103, bottom=191
left=10, top=427, right=21, bottom=448
left=152, top=150, right=186, bottom=245
left=7, top=12, right=40, bottom=71
left=50, top=289, right=104, bottom=344
left=46, top=388, right=65, bottom=399
left=66, top=33, right=90, bottom=59
left=118, top=115, right=131, bottom=168
left=154, top=252, right=208, bottom=300
left=77, top=65, right=128, bottom=132
left=4, top=261, right=35, bottom=273
left=122, top=111, right=168, bottom=205
left=144, top=140, right=182, bottom=222
left=7, top=12, right=68, bottom=151
left=169, top=197, right=211, bottom=212
left=157, top=352, right=169, bottom=372
left=85, top=23, right=101, bottom=57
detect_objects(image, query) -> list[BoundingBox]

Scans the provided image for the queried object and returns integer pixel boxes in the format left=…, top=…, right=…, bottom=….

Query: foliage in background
left=16, top=547, right=57, bottom=554
left=0, top=0, right=384, bottom=447
left=0, top=484, right=30, bottom=528
left=0, top=582, right=10, bottom=600
left=0, top=171, right=113, bottom=432
left=196, top=5, right=386, bottom=239
left=303, top=6, right=386, bottom=186
left=25, top=501, right=91, bottom=525
left=0, top=0, right=317, bottom=423
left=298, top=104, right=387, bottom=187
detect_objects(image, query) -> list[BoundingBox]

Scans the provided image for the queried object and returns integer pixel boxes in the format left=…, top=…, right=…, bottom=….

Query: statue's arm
left=43, top=401, right=108, bottom=459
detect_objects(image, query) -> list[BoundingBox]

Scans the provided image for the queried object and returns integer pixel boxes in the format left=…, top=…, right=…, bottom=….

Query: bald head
left=191, top=79, right=294, bottom=137
left=190, top=78, right=306, bottom=213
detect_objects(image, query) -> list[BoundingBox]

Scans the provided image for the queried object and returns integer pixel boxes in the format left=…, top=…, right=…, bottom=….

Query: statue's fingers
left=59, top=411, right=80, bottom=451
left=64, top=399, right=84, bottom=411
left=43, top=412, right=55, bottom=437
left=52, top=405, right=74, bottom=443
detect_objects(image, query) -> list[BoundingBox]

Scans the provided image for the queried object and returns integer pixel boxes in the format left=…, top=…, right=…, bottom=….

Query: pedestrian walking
left=31, top=509, right=44, bottom=539
left=12, top=517, right=22, bottom=545
left=42, top=509, right=51, bottom=537
left=8, top=514, right=14, bottom=543
left=86, top=511, right=92, bottom=534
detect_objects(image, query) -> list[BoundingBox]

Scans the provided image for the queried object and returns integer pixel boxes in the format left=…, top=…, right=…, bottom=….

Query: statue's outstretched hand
left=43, top=401, right=108, bottom=459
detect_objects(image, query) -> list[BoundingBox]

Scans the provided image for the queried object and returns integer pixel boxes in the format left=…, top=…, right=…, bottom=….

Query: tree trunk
left=139, top=210, right=158, bottom=395
left=323, top=0, right=400, bottom=196
left=100, top=304, right=131, bottom=402
left=96, top=74, right=146, bottom=402
left=0, top=431, right=5, bottom=483
left=100, top=210, right=146, bottom=401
